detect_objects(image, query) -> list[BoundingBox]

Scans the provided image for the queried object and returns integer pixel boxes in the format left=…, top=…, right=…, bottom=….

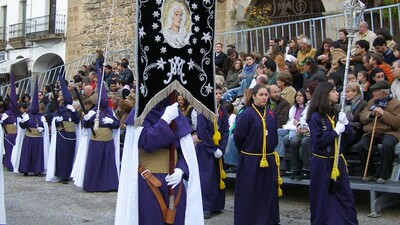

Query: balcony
left=9, top=23, right=26, bottom=49
left=26, top=14, right=66, bottom=42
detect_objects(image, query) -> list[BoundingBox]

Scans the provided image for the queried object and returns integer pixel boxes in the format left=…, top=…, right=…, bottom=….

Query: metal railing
left=26, top=14, right=66, bottom=37
left=9, top=22, right=25, bottom=39
left=0, top=48, right=135, bottom=98
left=216, top=3, right=400, bottom=54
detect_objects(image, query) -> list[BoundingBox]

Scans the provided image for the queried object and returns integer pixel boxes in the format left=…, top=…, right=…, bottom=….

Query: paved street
left=3, top=172, right=400, bottom=225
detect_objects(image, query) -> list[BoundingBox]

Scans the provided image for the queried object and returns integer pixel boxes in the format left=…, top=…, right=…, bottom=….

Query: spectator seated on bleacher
left=279, top=89, right=307, bottom=174
left=296, top=37, right=317, bottom=73
left=390, top=60, right=400, bottom=100
left=351, top=21, right=377, bottom=55
left=222, top=54, right=257, bottom=102
left=343, top=82, right=368, bottom=148
left=223, top=58, right=242, bottom=92
left=372, top=37, right=397, bottom=66
left=355, top=80, right=400, bottom=184
left=301, top=57, right=327, bottom=84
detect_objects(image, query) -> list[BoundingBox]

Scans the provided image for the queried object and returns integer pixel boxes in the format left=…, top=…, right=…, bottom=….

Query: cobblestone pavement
left=3, top=172, right=400, bottom=225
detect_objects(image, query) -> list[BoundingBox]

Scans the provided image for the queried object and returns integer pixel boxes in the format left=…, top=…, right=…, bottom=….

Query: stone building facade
left=66, top=0, right=135, bottom=63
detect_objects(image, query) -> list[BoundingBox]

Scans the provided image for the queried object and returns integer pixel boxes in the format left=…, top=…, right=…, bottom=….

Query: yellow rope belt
left=312, top=153, right=348, bottom=171
left=240, top=150, right=275, bottom=156
left=241, top=150, right=283, bottom=197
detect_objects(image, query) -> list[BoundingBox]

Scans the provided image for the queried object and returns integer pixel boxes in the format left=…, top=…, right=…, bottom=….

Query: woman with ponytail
left=307, top=82, right=358, bottom=225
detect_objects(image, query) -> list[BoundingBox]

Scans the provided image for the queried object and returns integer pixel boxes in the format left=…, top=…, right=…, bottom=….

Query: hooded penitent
left=58, top=73, right=73, bottom=105
left=96, top=69, right=108, bottom=109
left=29, top=77, right=39, bottom=114
left=8, top=73, right=18, bottom=113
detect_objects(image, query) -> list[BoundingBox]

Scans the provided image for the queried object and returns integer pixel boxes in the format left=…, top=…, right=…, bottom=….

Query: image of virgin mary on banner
left=135, top=0, right=217, bottom=125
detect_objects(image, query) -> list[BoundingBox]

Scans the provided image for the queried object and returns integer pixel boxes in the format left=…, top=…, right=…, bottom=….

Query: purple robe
left=195, top=105, right=229, bottom=212
left=126, top=104, right=192, bottom=225
left=19, top=112, right=45, bottom=174
left=54, top=106, right=80, bottom=179
left=2, top=110, right=17, bottom=170
left=82, top=107, right=119, bottom=192
left=308, top=112, right=358, bottom=225
left=233, top=105, right=279, bottom=225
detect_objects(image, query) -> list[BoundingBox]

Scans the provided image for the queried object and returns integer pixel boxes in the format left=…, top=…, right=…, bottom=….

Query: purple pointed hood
left=96, top=63, right=108, bottom=109
left=8, top=73, right=18, bottom=113
left=29, top=77, right=39, bottom=114
left=58, top=72, right=72, bottom=105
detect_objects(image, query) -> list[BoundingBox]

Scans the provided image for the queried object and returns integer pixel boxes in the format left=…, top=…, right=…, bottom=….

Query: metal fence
left=9, top=23, right=25, bottom=39
left=0, top=48, right=134, bottom=99
left=215, top=3, right=400, bottom=54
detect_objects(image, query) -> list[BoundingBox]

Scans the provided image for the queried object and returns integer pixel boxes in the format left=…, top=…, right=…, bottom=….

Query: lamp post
left=340, top=0, right=365, bottom=109
left=333, top=0, right=365, bottom=183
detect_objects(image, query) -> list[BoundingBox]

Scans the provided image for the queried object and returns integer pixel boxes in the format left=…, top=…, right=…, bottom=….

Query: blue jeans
left=276, top=129, right=289, bottom=170
left=224, top=134, right=239, bottom=166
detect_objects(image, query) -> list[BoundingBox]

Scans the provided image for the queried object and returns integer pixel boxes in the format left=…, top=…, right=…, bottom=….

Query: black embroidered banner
left=135, top=0, right=216, bottom=125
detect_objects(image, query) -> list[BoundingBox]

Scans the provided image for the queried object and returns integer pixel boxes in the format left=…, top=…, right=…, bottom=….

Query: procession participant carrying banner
left=115, top=1, right=216, bottom=224
left=135, top=0, right=217, bottom=125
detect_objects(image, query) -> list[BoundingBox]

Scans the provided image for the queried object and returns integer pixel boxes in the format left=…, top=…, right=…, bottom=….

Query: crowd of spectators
left=215, top=22, right=400, bottom=183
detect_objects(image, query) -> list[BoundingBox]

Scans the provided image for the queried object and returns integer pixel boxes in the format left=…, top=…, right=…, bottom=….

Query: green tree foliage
left=244, top=5, right=272, bottom=28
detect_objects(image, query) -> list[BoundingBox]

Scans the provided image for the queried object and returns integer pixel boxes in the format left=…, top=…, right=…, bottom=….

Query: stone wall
left=218, top=0, right=344, bottom=33
left=65, top=0, right=343, bottom=63
left=66, top=0, right=135, bottom=63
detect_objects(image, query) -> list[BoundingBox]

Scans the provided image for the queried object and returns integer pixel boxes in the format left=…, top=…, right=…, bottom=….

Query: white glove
left=165, top=168, right=183, bottom=189
left=213, top=149, right=223, bottom=158
left=21, top=114, right=30, bottom=123
left=338, top=112, right=349, bottom=125
left=1, top=113, right=9, bottom=123
left=66, top=104, right=76, bottom=112
left=102, top=117, right=114, bottom=124
left=37, top=127, right=44, bottom=132
left=55, top=116, right=63, bottom=122
left=83, top=110, right=96, bottom=121
left=334, top=122, right=345, bottom=135
left=161, top=102, right=179, bottom=124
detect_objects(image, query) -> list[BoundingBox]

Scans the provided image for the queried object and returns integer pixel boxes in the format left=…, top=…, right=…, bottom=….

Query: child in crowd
left=357, top=70, right=370, bottom=101
left=393, top=45, right=400, bottom=60
left=347, top=71, right=357, bottom=83
left=249, top=63, right=267, bottom=89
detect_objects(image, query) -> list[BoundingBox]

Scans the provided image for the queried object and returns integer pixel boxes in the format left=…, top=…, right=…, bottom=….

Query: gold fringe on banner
left=134, top=80, right=217, bottom=126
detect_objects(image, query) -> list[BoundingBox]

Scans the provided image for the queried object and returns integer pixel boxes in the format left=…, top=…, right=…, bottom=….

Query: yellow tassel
left=219, top=158, right=226, bottom=179
left=213, top=131, right=221, bottom=146
left=278, top=187, right=283, bottom=197
left=219, top=180, right=226, bottom=190
left=221, top=169, right=226, bottom=179
left=278, top=177, right=283, bottom=185
left=259, top=158, right=268, bottom=167
left=331, top=167, right=340, bottom=180
left=212, top=116, right=221, bottom=146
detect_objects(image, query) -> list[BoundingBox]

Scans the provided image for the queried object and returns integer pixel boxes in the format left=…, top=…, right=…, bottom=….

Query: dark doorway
left=49, top=0, right=56, bottom=34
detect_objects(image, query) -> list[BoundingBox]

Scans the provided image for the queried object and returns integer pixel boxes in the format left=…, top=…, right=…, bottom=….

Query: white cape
left=115, top=126, right=204, bottom=225
left=46, top=118, right=81, bottom=182
left=70, top=127, right=120, bottom=187
left=0, top=126, right=6, bottom=224
left=11, top=116, right=49, bottom=173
